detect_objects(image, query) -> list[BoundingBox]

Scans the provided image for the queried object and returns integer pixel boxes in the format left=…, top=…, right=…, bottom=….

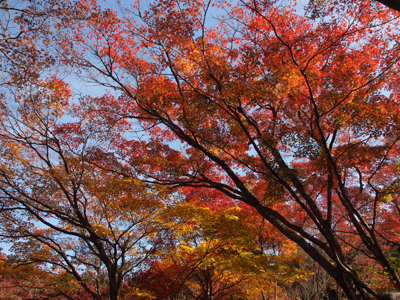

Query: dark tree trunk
left=376, top=0, right=400, bottom=12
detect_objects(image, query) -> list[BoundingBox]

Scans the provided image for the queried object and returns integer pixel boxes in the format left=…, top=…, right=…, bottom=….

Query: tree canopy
left=1, top=0, right=400, bottom=299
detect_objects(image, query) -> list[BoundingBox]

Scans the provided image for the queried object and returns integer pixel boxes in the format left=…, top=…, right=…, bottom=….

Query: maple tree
left=0, top=2, right=171, bottom=299
left=55, top=0, right=400, bottom=299
left=2, top=0, right=400, bottom=299
left=0, top=0, right=94, bottom=87
left=0, top=70, right=168, bottom=299
left=0, top=251, right=80, bottom=300
left=131, top=194, right=308, bottom=299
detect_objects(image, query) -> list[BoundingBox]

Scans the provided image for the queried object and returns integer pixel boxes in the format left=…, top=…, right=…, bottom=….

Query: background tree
left=0, top=79, right=169, bottom=300
left=0, top=0, right=91, bottom=87
left=0, top=3, right=173, bottom=299
left=0, top=251, right=79, bottom=300
left=132, top=193, right=308, bottom=300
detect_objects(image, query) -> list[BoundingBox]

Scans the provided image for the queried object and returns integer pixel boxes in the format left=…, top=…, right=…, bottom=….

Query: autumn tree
left=131, top=192, right=308, bottom=300
left=0, top=0, right=94, bottom=87
left=0, top=251, right=81, bottom=300
left=0, top=76, right=172, bottom=300
left=2, top=0, right=400, bottom=299
left=133, top=191, right=308, bottom=300
left=55, top=0, right=400, bottom=299
left=0, top=2, right=175, bottom=299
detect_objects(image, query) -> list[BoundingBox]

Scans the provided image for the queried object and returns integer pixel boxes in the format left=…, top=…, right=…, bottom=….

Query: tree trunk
left=376, top=0, right=400, bottom=12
